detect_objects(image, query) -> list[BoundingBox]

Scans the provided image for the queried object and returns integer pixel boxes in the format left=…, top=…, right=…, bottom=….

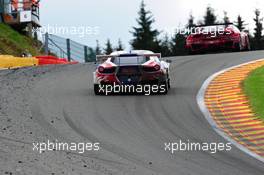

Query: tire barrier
left=36, top=56, right=69, bottom=65
left=0, top=55, right=38, bottom=69
left=36, top=56, right=79, bottom=65
left=0, top=55, right=79, bottom=69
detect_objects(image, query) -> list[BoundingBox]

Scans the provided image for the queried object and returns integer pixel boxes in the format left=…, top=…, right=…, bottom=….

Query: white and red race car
left=93, top=50, right=171, bottom=95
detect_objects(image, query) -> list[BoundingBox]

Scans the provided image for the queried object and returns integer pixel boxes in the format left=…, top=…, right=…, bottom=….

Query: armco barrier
left=0, top=55, right=38, bottom=69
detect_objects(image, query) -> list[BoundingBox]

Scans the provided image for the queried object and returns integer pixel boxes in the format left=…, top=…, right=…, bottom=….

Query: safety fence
left=43, top=33, right=95, bottom=63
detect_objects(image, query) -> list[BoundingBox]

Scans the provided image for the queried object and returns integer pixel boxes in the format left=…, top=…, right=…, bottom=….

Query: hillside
left=0, top=23, right=42, bottom=56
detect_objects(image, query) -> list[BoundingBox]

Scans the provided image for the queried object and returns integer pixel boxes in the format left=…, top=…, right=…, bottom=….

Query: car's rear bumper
left=94, top=71, right=167, bottom=85
left=186, top=39, right=239, bottom=52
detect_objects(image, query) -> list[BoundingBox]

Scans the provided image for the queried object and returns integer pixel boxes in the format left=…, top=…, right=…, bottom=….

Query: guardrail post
left=66, top=39, right=71, bottom=61
left=84, top=46, right=89, bottom=62
left=44, top=33, right=49, bottom=55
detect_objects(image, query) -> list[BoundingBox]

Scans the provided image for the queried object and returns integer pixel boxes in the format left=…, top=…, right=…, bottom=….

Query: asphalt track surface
left=17, top=51, right=264, bottom=174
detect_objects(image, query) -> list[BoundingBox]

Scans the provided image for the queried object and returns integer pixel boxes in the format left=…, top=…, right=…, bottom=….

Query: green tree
left=187, top=13, right=195, bottom=28
left=130, top=1, right=160, bottom=52
left=116, top=38, right=124, bottom=51
left=204, top=6, right=217, bottom=25
left=104, top=39, right=113, bottom=54
left=223, top=11, right=230, bottom=24
left=95, top=40, right=102, bottom=55
left=253, top=9, right=263, bottom=49
left=170, top=32, right=187, bottom=56
left=160, top=34, right=172, bottom=56
left=235, top=15, right=245, bottom=31
left=187, top=13, right=196, bottom=34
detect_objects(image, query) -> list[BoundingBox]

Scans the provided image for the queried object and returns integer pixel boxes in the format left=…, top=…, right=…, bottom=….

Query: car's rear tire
left=246, top=37, right=251, bottom=51
left=160, top=81, right=169, bottom=95
left=168, top=79, right=171, bottom=89
left=188, top=49, right=195, bottom=55
left=234, top=42, right=242, bottom=52
left=166, top=70, right=171, bottom=90
left=94, top=84, right=101, bottom=95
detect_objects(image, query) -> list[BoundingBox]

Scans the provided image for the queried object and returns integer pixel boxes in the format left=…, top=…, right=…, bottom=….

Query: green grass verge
left=243, top=66, right=264, bottom=120
left=0, top=23, right=42, bottom=56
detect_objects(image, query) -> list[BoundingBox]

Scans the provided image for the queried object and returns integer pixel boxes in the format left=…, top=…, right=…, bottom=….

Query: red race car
left=93, top=50, right=171, bottom=95
left=185, top=23, right=250, bottom=54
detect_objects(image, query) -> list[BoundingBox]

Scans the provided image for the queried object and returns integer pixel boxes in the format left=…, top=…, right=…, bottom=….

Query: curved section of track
left=30, top=51, right=264, bottom=175
left=198, top=59, right=264, bottom=163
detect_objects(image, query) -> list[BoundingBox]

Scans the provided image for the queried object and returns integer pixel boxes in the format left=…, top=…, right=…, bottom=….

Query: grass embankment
left=243, top=66, right=264, bottom=120
left=0, top=23, right=42, bottom=56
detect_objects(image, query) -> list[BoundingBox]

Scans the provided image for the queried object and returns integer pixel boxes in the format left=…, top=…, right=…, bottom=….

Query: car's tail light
left=187, top=35, right=192, bottom=39
left=192, top=34, right=201, bottom=38
left=98, top=66, right=105, bottom=73
left=187, top=35, right=194, bottom=41
left=142, top=65, right=160, bottom=72
left=98, top=66, right=116, bottom=74
left=232, top=33, right=240, bottom=37
left=229, top=33, right=240, bottom=40
left=154, top=65, right=160, bottom=71
left=186, top=34, right=199, bottom=44
left=223, top=31, right=229, bottom=35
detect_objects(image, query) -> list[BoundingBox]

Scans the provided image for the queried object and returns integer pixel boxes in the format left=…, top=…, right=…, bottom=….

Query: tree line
left=94, top=1, right=264, bottom=57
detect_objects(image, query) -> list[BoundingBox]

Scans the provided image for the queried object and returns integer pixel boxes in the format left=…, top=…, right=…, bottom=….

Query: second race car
left=185, top=23, right=250, bottom=54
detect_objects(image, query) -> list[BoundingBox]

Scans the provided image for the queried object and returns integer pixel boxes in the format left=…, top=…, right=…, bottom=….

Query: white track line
left=197, top=59, right=264, bottom=163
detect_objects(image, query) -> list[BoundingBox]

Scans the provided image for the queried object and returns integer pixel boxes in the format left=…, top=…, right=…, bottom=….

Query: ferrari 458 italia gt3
left=185, top=23, right=250, bottom=54
left=93, top=50, right=171, bottom=95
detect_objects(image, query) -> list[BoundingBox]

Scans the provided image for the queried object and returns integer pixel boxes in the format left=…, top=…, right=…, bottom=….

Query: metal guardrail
left=43, top=33, right=95, bottom=63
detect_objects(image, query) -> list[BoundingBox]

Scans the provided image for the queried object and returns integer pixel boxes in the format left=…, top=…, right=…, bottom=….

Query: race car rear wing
left=96, top=53, right=161, bottom=63
left=96, top=55, right=114, bottom=63
left=141, top=53, right=161, bottom=58
left=195, top=23, right=234, bottom=27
